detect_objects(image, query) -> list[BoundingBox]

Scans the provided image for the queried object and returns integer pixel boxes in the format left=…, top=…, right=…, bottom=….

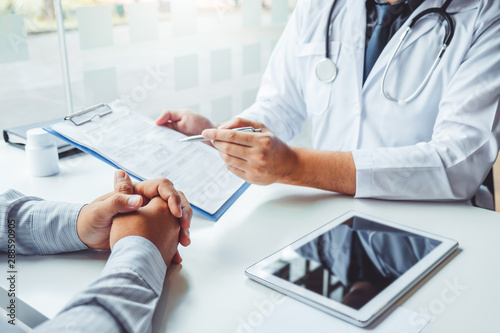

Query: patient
left=0, top=170, right=192, bottom=332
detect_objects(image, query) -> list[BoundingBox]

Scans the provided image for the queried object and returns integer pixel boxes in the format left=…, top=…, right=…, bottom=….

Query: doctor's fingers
left=156, top=109, right=185, bottom=126
left=218, top=117, right=265, bottom=130
left=219, top=152, right=274, bottom=185
left=226, top=164, right=248, bottom=182
left=202, top=128, right=258, bottom=146
left=212, top=139, right=253, bottom=160
left=219, top=151, right=248, bottom=170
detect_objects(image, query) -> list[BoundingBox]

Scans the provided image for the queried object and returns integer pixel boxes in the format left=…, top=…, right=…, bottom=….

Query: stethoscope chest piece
left=316, top=58, right=337, bottom=83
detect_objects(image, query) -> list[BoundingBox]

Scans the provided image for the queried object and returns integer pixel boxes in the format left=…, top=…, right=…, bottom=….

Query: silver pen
left=178, top=126, right=263, bottom=142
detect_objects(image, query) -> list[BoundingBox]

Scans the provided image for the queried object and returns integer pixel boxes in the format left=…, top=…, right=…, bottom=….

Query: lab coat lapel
left=362, top=0, right=444, bottom=89
left=343, top=0, right=368, bottom=95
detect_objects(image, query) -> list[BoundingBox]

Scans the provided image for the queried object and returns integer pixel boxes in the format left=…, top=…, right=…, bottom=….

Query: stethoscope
left=316, top=0, right=455, bottom=106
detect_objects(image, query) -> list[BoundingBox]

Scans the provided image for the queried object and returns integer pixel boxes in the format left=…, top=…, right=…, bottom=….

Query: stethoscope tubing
left=317, top=0, right=456, bottom=105
left=382, top=1, right=455, bottom=105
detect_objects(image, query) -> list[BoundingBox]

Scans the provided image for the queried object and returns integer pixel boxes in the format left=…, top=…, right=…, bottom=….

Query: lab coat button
left=353, top=104, right=361, bottom=115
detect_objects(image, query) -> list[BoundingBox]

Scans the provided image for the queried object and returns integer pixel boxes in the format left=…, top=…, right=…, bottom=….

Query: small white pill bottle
left=26, top=128, right=60, bottom=177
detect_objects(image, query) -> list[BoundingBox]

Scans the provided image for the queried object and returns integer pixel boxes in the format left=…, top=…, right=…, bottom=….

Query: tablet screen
left=262, top=216, right=442, bottom=310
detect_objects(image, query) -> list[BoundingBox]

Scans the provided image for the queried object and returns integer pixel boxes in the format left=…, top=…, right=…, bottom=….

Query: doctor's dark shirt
left=366, top=0, right=426, bottom=44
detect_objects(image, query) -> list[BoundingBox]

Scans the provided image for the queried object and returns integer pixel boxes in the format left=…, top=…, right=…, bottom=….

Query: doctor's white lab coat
left=239, top=0, right=500, bottom=204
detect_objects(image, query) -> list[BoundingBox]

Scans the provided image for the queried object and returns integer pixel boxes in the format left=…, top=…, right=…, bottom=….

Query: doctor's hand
left=110, top=197, right=181, bottom=266
left=156, top=109, right=215, bottom=136
left=202, top=118, right=298, bottom=185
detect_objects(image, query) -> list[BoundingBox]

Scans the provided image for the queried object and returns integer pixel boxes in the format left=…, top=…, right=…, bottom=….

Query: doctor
left=157, top=0, right=500, bottom=207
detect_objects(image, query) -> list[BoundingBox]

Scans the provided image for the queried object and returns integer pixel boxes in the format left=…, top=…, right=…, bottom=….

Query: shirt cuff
left=31, top=201, right=88, bottom=254
left=352, top=149, right=374, bottom=198
left=104, top=236, right=167, bottom=295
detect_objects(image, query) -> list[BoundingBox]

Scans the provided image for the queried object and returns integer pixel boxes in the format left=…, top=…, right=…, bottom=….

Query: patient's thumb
left=105, top=194, right=143, bottom=215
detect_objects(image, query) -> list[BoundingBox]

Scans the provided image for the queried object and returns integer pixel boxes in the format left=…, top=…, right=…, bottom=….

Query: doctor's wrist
left=280, top=148, right=356, bottom=196
left=279, top=146, right=302, bottom=185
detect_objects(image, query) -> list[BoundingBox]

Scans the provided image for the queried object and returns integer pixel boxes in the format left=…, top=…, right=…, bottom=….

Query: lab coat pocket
left=297, top=41, right=341, bottom=116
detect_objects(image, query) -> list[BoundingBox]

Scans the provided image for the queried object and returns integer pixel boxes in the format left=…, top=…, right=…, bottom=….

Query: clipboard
left=44, top=101, right=250, bottom=221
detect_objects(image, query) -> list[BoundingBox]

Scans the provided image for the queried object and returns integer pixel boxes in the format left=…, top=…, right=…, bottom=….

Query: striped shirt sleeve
left=34, top=236, right=167, bottom=333
left=0, top=189, right=87, bottom=255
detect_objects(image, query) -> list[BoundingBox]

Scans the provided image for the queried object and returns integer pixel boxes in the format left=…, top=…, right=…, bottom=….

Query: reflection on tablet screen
left=263, top=216, right=441, bottom=310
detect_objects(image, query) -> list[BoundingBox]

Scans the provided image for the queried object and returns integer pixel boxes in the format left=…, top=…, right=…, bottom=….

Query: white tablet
left=245, top=211, right=458, bottom=327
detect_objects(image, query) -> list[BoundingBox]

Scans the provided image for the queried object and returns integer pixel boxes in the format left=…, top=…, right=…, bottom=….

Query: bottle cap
left=27, top=128, right=55, bottom=147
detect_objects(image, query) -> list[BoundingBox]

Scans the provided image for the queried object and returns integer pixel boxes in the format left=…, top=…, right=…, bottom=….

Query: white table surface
left=1, top=141, right=499, bottom=333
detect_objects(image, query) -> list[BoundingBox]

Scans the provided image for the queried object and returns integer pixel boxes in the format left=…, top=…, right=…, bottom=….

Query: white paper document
left=50, top=100, right=245, bottom=216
